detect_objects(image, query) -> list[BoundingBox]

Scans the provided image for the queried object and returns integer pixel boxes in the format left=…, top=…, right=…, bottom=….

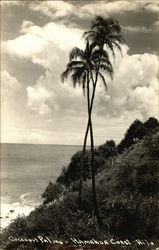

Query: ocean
left=1, top=143, right=82, bottom=229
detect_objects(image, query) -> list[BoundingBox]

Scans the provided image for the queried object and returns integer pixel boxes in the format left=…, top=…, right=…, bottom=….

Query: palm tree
left=83, top=16, right=125, bottom=143
left=82, top=16, right=125, bottom=228
left=61, top=41, right=113, bottom=213
left=61, top=16, right=125, bottom=229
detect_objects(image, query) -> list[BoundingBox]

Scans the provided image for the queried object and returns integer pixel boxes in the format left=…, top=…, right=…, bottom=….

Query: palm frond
left=91, top=49, right=112, bottom=72
left=83, top=30, right=97, bottom=39
left=61, top=65, right=84, bottom=83
left=92, top=17, right=121, bottom=34
left=81, top=72, right=86, bottom=96
left=71, top=66, right=86, bottom=88
left=109, top=34, right=125, bottom=44
left=67, top=60, right=84, bottom=69
left=98, top=71, right=108, bottom=91
left=97, top=58, right=113, bottom=70
left=98, top=64, right=114, bottom=80
left=69, top=47, right=84, bottom=61
left=104, top=39, right=115, bottom=58
left=61, top=68, right=73, bottom=82
left=112, top=41, right=123, bottom=56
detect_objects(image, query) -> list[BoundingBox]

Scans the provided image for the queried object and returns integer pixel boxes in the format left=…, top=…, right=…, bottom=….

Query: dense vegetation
left=1, top=117, right=159, bottom=250
left=118, top=117, right=159, bottom=154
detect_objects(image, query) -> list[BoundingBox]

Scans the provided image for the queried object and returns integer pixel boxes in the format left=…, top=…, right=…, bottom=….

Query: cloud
left=79, top=1, right=137, bottom=17
left=29, top=1, right=73, bottom=19
left=1, top=71, right=21, bottom=100
left=122, top=25, right=153, bottom=33
left=94, top=45, right=158, bottom=120
left=126, top=78, right=158, bottom=118
left=26, top=69, right=86, bottom=116
left=28, top=0, right=159, bottom=21
left=145, top=2, right=159, bottom=13
left=153, top=17, right=159, bottom=31
left=27, top=85, right=52, bottom=115
left=0, top=1, right=21, bottom=7
left=2, top=4, right=158, bottom=144
left=1, top=71, right=25, bottom=138
left=25, top=44, right=158, bottom=128
left=79, top=1, right=159, bottom=19
left=4, top=21, right=84, bottom=69
left=2, top=48, right=158, bottom=144
left=1, top=126, right=86, bottom=145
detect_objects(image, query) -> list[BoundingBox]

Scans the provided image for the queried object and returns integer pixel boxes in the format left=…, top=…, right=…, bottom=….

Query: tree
left=56, top=166, right=71, bottom=190
left=61, top=16, right=124, bottom=229
left=118, top=119, right=146, bottom=153
left=82, top=16, right=124, bottom=228
left=61, top=40, right=113, bottom=212
left=42, top=182, right=63, bottom=205
left=57, top=151, right=90, bottom=186
left=144, top=117, right=159, bottom=130
left=98, top=140, right=117, bottom=158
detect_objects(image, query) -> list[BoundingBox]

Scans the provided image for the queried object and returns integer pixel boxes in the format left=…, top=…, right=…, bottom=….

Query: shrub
left=42, top=182, right=64, bottom=205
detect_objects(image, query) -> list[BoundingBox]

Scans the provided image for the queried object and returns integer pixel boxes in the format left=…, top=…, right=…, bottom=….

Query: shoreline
left=1, top=196, right=40, bottom=229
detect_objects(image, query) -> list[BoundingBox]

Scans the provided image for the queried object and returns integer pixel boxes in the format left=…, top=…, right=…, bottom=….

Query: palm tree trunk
left=78, top=57, right=102, bottom=209
left=89, top=115, right=104, bottom=229
left=78, top=73, right=98, bottom=208
left=87, top=73, right=104, bottom=229
left=78, top=120, right=89, bottom=208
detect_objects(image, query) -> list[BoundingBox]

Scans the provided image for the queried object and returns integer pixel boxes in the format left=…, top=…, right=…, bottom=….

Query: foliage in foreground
left=1, top=118, right=159, bottom=249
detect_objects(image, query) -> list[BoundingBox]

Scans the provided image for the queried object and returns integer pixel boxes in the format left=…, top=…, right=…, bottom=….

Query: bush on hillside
left=118, top=117, right=159, bottom=154
left=144, top=117, right=159, bottom=130
left=57, top=151, right=90, bottom=189
left=42, top=182, right=64, bottom=205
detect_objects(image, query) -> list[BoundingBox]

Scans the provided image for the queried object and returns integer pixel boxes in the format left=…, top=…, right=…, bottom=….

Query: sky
left=1, top=0, right=159, bottom=145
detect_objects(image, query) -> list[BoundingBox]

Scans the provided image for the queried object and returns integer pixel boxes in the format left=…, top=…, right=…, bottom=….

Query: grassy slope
left=96, top=129, right=158, bottom=193
left=83, top=129, right=159, bottom=241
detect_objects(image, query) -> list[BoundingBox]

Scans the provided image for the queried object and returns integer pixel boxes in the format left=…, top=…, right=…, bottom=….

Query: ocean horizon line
left=1, top=142, right=91, bottom=147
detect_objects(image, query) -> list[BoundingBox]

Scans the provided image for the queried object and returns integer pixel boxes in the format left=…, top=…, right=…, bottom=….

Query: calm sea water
left=1, top=143, right=82, bottom=228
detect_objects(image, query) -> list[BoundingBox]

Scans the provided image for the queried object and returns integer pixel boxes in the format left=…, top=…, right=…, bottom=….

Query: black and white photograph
left=1, top=0, right=159, bottom=249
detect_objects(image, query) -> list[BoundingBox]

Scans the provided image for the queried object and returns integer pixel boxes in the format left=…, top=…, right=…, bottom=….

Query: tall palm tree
left=83, top=16, right=125, bottom=146
left=61, top=41, right=113, bottom=212
left=61, top=16, right=125, bottom=229
left=82, top=16, right=125, bottom=228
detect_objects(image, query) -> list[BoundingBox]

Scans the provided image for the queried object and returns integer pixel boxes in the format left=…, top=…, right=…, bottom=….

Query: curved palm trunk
left=89, top=114, right=104, bottom=229
left=78, top=74, right=98, bottom=209
left=78, top=122, right=89, bottom=208
left=78, top=48, right=104, bottom=211
left=87, top=73, right=104, bottom=229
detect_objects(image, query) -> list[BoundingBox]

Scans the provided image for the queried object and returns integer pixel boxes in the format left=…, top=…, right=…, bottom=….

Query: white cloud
left=145, top=3, right=159, bottom=13
left=2, top=4, right=159, bottom=144
left=27, top=84, right=52, bottom=115
left=0, top=1, right=21, bottom=7
left=1, top=70, right=21, bottom=89
left=26, top=69, right=86, bottom=116
left=1, top=71, right=25, bottom=140
left=4, top=21, right=84, bottom=69
left=29, top=1, right=73, bottom=18
left=122, top=25, right=152, bottom=33
left=1, top=71, right=21, bottom=100
left=79, top=1, right=159, bottom=19
left=28, top=0, right=159, bottom=20
left=127, top=78, right=158, bottom=118
left=2, top=49, right=158, bottom=144
left=1, top=126, right=86, bottom=145
left=94, top=45, right=159, bottom=121
left=25, top=44, right=158, bottom=138
left=80, top=1, right=137, bottom=17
